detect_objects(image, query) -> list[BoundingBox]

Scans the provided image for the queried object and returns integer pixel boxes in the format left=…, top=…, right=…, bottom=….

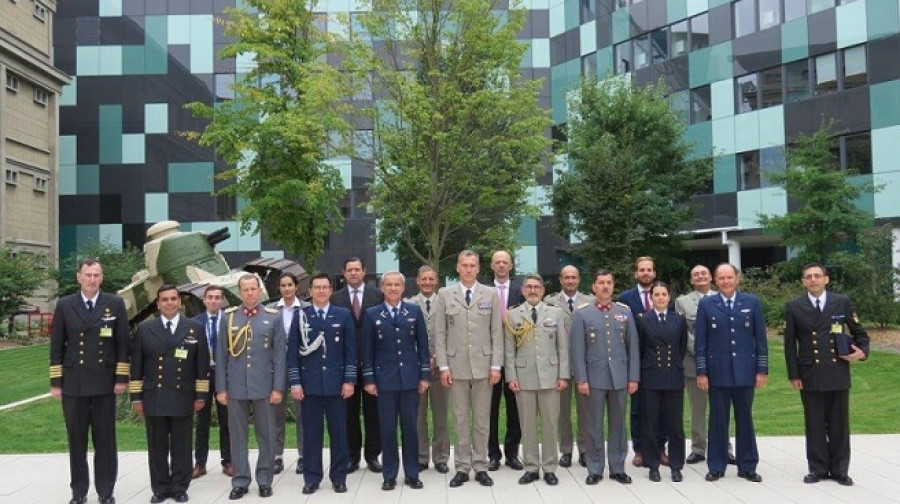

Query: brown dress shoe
left=223, top=463, right=236, bottom=477
left=659, top=451, right=670, bottom=467
left=191, top=465, right=207, bottom=479
left=632, top=452, right=643, bottom=467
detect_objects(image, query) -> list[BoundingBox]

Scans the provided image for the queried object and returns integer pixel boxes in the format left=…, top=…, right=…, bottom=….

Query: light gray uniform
left=544, top=291, right=594, bottom=457
left=434, top=282, right=503, bottom=474
left=504, top=301, right=569, bottom=473
left=407, top=292, right=450, bottom=467
left=215, top=304, right=286, bottom=489
left=570, top=302, right=640, bottom=475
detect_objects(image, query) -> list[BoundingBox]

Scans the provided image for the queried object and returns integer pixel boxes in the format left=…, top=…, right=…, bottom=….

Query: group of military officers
left=50, top=250, right=869, bottom=504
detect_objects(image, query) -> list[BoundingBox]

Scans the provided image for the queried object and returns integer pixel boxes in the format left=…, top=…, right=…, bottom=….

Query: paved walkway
left=3, top=435, right=899, bottom=504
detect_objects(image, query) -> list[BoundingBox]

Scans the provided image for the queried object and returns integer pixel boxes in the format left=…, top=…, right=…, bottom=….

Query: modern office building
left=54, top=0, right=900, bottom=278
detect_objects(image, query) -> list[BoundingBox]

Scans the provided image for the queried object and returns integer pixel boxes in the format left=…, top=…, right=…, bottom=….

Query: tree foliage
left=185, top=0, right=351, bottom=270
left=759, top=123, right=877, bottom=271
left=551, top=76, right=712, bottom=278
left=350, top=0, right=551, bottom=277
left=828, top=227, right=899, bottom=328
left=53, top=241, right=145, bottom=298
left=0, top=249, right=50, bottom=331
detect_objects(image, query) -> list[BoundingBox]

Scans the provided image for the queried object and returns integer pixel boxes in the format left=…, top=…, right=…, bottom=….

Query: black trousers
left=801, top=389, right=851, bottom=477
left=631, top=388, right=668, bottom=452
left=62, top=393, right=117, bottom=499
left=146, top=415, right=193, bottom=495
left=194, top=367, right=231, bottom=466
left=641, top=388, right=685, bottom=470
left=347, top=369, right=381, bottom=463
left=488, top=368, right=521, bottom=461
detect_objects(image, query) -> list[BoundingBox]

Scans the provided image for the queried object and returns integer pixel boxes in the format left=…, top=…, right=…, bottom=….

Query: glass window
left=843, top=133, right=871, bottom=174
left=734, top=0, right=757, bottom=38
left=215, top=74, right=235, bottom=100
left=671, top=20, right=689, bottom=57
left=691, top=85, right=712, bottom=124
left=839, top=0, right=860, bottom=4
left=785, top=0, right=807, bottom=21
left=815, top=52, right=837, bottom=95
left=759, top=0, right=781, bottom=30
left=759, top=67, right=783, bottom=108
left=690, top=14, right=709, bottom=51
left=736, top=73, right=759, bottom=113
left=843, top=44, right=867, bottom=89
left=739, top=150, right=761, bottom=190
left=650, top=27, right=668, bottom=64
left=581, top=0, right=595, bottom=23
left=809, top=0, right=834, bottom=14
left=786, top=59, right=810, bottom=102
left=582, top=53, right=597, bottom=77
left=614, top=41, right=632, bottom=74
left=634, top=35, right=650, bottom=69
left=669, top=90, right=691, bottom=124
left=617, top=0, right=628, bottom=8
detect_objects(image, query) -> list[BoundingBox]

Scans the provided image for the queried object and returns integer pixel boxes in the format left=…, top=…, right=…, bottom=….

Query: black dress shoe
left=418, top=462, right=428, bottom=471
left=505, top=458, right=524, bottom=470
left=518, top=471, right=539, bottom=484
left=301, top=484, right=319, bottom=494
left=488, top=458, right=501, bottom=471
left=333, top=482, right=348, bottom=493
left=833, top=474, right=854, bottom=486
left=68, top=498, right=87, bottom=504
left=435, top=462, right=450, bottom=474
left=295, top=458, right=304, bottom=474
left=258, top=485, right=273, bottom=498
left=705, top=471, right=724, bottom=482
left=273, top=458, right=284, bottom=475
left=449, top=472, right=469, bottom=487
left=686, top=453, right=705, bottom=464
left=366, top=458, right=383, bottom=473
left=381, top=479, right=396, bottom=491
left=585, top=473, right=602, bottom=485
left=173, top=492, right=189, bottom=503
left=347, top=461, right=360, bottom=473
left=579, top=452, right=587, bottom=467
left=228, top=487, right=248, bottom=500
left=404, top=477, right=424, bottom=489
left=150, top=494, right=168, bottom=504
left=728, top=453, right=737, bottom=465
left=649, top=468, right=661, bottom=482
left=475, top=471, right=494, bottom=486
left=672, top=469, right=683, bottom=482
left=559, top=453, right=572, bottom=468
left=544, top=472, right=559, bottom=486
left=738, top=471, right=762, bottom=483
left=610, top=472, right=632, bottom=484
left=100, top=498, right=116, bottom=504
left=803, top=473, right=823, bottom=483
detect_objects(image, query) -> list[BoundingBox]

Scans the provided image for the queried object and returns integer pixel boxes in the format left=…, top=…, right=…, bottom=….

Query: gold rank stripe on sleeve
left=116, top=362, right=130, bottom=376
left=128, top=380, right=143, bottom=393
left=50, top=364, right=63, bottom=378
left=195, top=379, right=210, bottom=393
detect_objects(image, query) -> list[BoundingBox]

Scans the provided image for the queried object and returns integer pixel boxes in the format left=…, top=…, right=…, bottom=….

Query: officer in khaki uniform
left=406, top=265, right=451, bottom=474
left=215, top=274, right=286, bottom=500
left=434, top=250, right=504, bottom=488
left=543, top=265, right=594, bottom=468
left=504, top=275, right=569, bottom=486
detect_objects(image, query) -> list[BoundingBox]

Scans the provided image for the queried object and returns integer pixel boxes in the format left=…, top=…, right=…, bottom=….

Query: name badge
left=174, top=348, right=188, bottom=359
left=100, top=327, right=112, bottom=337
left=831, top=323, right=842, bottom=334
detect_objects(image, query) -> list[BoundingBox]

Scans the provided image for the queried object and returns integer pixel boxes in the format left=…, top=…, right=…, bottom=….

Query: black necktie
left=209, top=315, right=217, bottom=351
left=318, top=309, right=325, bottom=319
left=659, top=313, right=665, bottom=323
left=531, top=307, right=538, bottom=323
left=391, top=307, right=398, bottom=319
left=86, top=300, right=93, bottom=312
left=815, top=298, right=821, bottom=312
left=465, top=289, right=472, bottom=306
left=166, top=320, right=173, bottom=335
left=726, top=299, right=733, bottom=311
left=425, top=299, right=431, bottom=313
left=568, top=298, right=574, bottom=312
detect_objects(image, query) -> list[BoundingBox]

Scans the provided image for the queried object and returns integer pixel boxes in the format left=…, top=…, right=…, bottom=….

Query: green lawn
left=1, top=338, right=897, bottom=454
left=0, top=344, right=50, bottom=405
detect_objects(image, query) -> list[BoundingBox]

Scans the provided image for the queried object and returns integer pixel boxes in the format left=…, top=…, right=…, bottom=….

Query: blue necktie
left=208, top=315, right=217, bottom=352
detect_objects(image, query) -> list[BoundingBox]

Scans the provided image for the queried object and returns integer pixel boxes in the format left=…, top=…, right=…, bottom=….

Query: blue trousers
left=377, top=389, right=420, bottom=481
left=301, top=394, right=349, bottom=486
left=708, top=386, right=758, bottom=473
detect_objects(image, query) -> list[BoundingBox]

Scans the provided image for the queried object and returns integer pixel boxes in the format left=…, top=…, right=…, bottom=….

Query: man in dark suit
left=487, top=250, right=524, bottom=471
left=131, top=285, right=210, bottom=503
left=331, top=257, right=384, bottom=473
left=50, top=259, right=130, bottom=504
left=192, top=285, right=234, bottom=479
left=696, top=263, right=768, bottom=483
left=362, top=271, right=431, bottom=491
left=289, top=273, right=356, bottom=495
left=616, top=256, right=666, bottom=468
left=784, top=262, right=869, bottom=486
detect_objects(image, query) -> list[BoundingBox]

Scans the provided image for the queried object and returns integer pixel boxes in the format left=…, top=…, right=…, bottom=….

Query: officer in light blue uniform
left=362, top=271, right=431, bottom=491
left=695, top=263, right=768, bottom=483
left=287, top=273, right=356, bottom=495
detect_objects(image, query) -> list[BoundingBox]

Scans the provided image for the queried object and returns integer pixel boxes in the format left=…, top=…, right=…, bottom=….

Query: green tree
left=829, top=226, right=900, bottom=328
left=550, top=76, right=712, bottom=277
left=54, top=241, right=145, bottom=298
left=0, top=249, right=50, bottom=334
left=351, top=0, right=551, bottom=277
left=758, top=123, right=877, bottom=272
left=185, top=0, right=351, bottom=270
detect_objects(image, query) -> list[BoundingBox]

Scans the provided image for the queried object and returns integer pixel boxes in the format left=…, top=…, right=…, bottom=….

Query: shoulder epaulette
left=509, top=302, right=523, bottom=311
left=615, top=302, right=629, bottom=309
left=263, top=306, right=279, bottom=314
left=224, top=306, right=238, bottom=313
left=576, top=302, right=591, bottom=310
